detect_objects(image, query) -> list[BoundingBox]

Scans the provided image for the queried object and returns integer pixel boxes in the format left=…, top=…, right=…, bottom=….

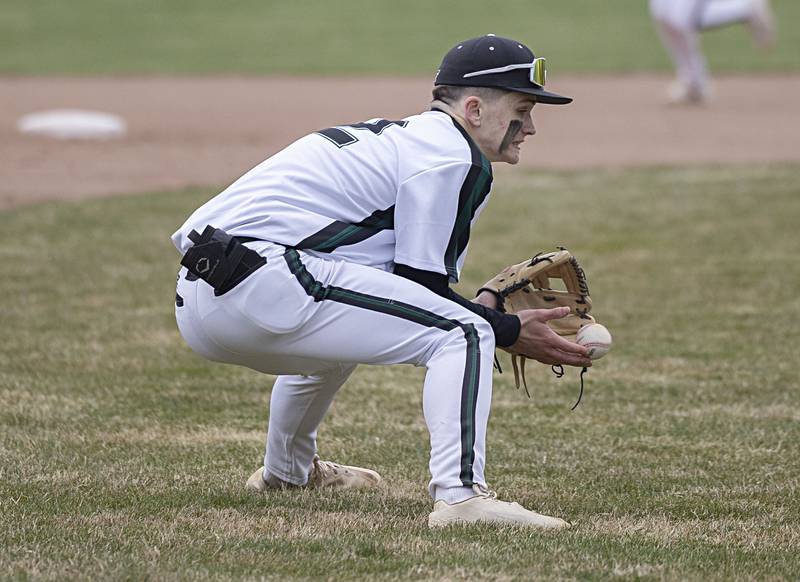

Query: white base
left=17, top=109, right=127, bottom=140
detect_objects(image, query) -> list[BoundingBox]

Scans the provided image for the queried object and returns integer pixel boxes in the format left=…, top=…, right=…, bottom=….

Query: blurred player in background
left=649, top=0, right=775, bottom=104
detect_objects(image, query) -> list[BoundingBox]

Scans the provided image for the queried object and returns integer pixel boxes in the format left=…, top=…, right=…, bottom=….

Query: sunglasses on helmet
left=461, top=57, right=547, bottom=87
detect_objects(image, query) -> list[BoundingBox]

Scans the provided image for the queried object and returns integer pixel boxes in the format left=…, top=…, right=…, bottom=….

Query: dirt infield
left=1, top=74, right=798, bottom=209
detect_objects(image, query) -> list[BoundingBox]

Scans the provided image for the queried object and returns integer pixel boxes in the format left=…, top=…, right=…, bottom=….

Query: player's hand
left=510, top=307, right=592, bottom=367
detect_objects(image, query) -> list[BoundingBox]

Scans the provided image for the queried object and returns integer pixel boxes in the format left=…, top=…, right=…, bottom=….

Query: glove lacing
left=508, top=356, right=587, bottom=409
left=552, top=364, right=588, bottom=410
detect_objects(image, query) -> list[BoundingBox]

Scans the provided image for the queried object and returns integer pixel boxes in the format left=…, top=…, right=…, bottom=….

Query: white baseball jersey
left=171, top=110, right=493, bottom=282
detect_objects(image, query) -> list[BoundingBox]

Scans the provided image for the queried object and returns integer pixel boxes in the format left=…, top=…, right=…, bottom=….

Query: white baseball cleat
left=246, top=455, right=382, bottom=492
left=428, top=484, right=571, bottom=529
left=749, top=0, right=776, bottom=50
left=667, top=80, right=711, bottom=106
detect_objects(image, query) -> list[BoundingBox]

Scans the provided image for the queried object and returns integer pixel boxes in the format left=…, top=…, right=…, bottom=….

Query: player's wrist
left=497, top=312, right=521, bottom=347
left=475, top=288, right=504, bottom=312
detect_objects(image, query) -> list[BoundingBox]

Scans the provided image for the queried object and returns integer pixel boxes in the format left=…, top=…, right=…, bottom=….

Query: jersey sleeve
left=394, top=160, right=492, bottom=283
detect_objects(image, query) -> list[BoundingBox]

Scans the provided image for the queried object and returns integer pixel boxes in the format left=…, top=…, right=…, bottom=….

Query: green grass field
left=2, top=164, right=799, bottom=580
left=3, top=0, right=800, bottom=578
left=2, top=0, right=800, bottom=74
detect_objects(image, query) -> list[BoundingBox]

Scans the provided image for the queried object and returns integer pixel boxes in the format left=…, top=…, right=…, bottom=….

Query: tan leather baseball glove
left=480, top=249, right=594, bottom=398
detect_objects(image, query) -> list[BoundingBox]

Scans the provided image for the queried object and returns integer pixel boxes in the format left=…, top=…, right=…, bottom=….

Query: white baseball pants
left=175, top=241, right=496, bottom=497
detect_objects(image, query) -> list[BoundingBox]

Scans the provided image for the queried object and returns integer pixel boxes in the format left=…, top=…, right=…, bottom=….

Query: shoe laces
left=310, top=455, right=347, bottom=483
left=472, top=483, right=498, bottom=499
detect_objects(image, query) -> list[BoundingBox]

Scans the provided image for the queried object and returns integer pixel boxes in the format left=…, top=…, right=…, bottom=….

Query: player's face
left=476, top=92, right=537, bottom=164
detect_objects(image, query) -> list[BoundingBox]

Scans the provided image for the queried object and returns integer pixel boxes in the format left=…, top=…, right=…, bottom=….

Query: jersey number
left=315, top=119, right=408, bottom=148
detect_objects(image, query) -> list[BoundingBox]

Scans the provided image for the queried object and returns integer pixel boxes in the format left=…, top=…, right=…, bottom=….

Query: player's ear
left=463, top=96, right=482, bottom=127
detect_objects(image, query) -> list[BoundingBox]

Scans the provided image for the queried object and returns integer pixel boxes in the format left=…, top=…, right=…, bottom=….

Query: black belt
left=180, top=226, right=267, bottom=296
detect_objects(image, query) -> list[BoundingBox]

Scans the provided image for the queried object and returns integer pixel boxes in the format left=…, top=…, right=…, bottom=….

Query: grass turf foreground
left=1, top=164, right=799, bottom=580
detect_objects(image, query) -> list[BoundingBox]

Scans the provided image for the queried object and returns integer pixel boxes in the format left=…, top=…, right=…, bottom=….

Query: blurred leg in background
left=649, top=0, right=775, bottom=104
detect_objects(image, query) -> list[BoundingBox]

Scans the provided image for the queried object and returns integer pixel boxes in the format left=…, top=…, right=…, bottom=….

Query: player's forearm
left=392, top=263, right=519, bottom=347
left=446, top=290, right=520, bottom=347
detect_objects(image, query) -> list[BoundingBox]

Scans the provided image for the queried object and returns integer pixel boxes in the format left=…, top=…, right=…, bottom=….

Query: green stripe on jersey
left=297, top=206, right=395, bottom=252
left=443, top=117, right=493, bottom=282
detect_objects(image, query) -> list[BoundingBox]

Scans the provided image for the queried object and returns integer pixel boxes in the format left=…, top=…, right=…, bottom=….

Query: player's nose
left=523, top=114, right=536, bottom=136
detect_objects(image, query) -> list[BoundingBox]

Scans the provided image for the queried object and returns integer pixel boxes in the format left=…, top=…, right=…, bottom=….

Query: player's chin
left=502, top=145, right=522, bottom=164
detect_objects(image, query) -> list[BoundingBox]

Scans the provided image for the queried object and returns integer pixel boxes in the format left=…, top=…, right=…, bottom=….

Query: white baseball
left=576, top=323, right=613, bottom=360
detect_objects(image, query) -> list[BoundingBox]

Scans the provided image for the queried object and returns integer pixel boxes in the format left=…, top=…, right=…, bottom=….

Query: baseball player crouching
left=171, top=34, right=591, bottom=528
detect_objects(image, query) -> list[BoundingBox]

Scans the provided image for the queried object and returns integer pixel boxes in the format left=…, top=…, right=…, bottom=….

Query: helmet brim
left=506, top=85, right=572, bottom=105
